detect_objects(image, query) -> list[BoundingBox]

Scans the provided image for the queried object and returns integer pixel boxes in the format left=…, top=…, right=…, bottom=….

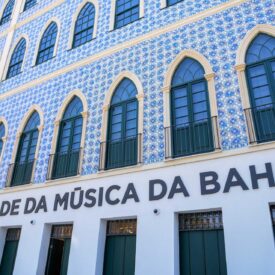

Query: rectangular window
left=179, top=211, right=227, bottom=275
left=270, top=205, right=275, bottom=237
left=115, top=0, right=140, bottom=29
left=45, top=225, right=73, bottom=275
left=103, top=219, right=137, bottom=275
left=0, top=228, right=21, bottom=275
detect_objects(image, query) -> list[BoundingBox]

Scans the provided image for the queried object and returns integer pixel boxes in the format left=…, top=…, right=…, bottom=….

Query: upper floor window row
left=0, top=123, right=5, bottom=158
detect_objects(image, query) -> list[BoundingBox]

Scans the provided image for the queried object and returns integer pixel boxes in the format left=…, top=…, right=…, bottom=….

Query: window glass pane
left=0, top=0, right=15, bottom=25
left=115, top=0, right=140, bottom=29
left=172, top=58, right=205, bottom=86
left=7, top=38, right=26, bottom=79
left=246, top=34, right=275, bottom=64
left=36, top=22, right=58, bottom=65
left=63, top=97, right=83, bottom=120
left=24, top=0, right=36, bottom=11
left=73, top=3, right=95, bottom=48
left=167, top=0, right=183, bottom=6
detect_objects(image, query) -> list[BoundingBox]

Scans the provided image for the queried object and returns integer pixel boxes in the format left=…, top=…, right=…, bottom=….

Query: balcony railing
left=99, top=134, right=142, bottom=171
left=6, top=160, right=36, bottom=187
left=47, top=148, right=83, bottom=180
left=244, top=103, right=275, bottom=144
left=165, top=116, right=220, bottom=159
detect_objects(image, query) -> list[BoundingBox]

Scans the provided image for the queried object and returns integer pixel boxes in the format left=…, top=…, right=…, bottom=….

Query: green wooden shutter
left=0, top=229, right=21, bottom=275
left=179, top=212, right=227, bottom=275
left=103, top=220, right=137, bottom=275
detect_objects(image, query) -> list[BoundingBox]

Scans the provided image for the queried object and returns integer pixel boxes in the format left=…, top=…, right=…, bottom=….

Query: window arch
left=6, top=38, right=26, bottom=79
left=245, top=33, right=275, bottom=143
left=0, top=123, right=5, bottom=158
left=23, top=0, right=36, bottom=11
left=105, top=78, right=139, bottom=169
left=0, top=0, right=15, bottom=25
left=10, top=111, right=40, bottom=187
left=73, top=2, right=95, bottom=48
left=170, top=57, right=214, bottom=157
left=50, top=96, right=84, bottom=179
left=36, top=22, right=58, bottom=65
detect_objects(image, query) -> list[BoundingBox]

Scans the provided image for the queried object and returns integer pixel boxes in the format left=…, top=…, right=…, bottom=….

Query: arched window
left=23, top=0, right=36, bottom=11
left=10, top=112, right=40, bottom=186
left=105, top=78, right=138, bottom=169
left=0, top=0, right=15, bottom=25
left=36, top=22, right=58, bottom=65
left=245, top=33, right=275, bottom=143
left=73, top=3, right=95, bottom=48
left=0, top=123, right=5, bottom=157
left=6, top=38, right=26, bottom=79
left=115, top=0, right=139, bottom=29
left=170, top=57, right=213, bottom=157
left=51, top=97, right=83, bottom=179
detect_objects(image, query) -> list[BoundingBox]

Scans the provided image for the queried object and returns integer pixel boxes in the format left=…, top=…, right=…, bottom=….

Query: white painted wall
left=0, top=148, right=275, bottom=275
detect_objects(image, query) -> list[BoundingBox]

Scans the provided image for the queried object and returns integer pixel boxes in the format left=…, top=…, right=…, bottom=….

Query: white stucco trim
left=8, top=105, right=44, bottom=187
left=19, top=0, right=40, bottom=13
left=68, top=0, right=99, bottom=50
left=160, top=0, right=167, bottom=9
left=2, top=34, right=29, bottom=81
left=109, top=0, right=145, bottom=31
left=0, top=117, right=8, bottom=165
left=32, top=17, right=61, bottom=66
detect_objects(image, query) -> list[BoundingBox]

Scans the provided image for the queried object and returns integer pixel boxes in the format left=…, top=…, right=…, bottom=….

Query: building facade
left=0, top=0, right=274, bottom=274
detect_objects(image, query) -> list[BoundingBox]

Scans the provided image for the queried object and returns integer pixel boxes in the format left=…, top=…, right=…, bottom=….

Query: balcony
left=47, top=149, right=83, bottom=180
left=165, top=116, right=220, bottom=159
left=99, top=134, right=142, bottom=170
left=6, top=160, right=35, bottom=187
left=244, top=103, right=275, bottom=144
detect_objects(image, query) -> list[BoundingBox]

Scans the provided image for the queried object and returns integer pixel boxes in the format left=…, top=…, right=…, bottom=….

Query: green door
left=45, top=225, right=73, bottom=275
left=106, top=78, right=138, bottom=170
left=0, top=228, right=21, bottom=275
left=103, top=220, right=137, bottom=275
left=179, top=212, right=227, bottom=275
left=171, top=58, right=214, bottom=158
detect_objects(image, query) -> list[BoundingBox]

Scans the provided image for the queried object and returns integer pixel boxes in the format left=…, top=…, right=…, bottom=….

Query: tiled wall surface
left=0, top=0, right=274, bottom=187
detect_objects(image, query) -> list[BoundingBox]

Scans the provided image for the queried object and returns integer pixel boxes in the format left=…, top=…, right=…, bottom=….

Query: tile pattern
left=0, top=0, right=274, bottom=187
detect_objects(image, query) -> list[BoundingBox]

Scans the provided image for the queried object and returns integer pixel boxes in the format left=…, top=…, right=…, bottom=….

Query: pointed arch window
left=115, top=0, right=140, bottom=29
left=73, top=3, right=95, bottom=48
left=9, top=112, right=40, bottom=187
left=0, top=123, right=5, bottom=158
left=170, top=57, right=214, bottom=157
left=6, top=38, right=26, bottom=79
left=0, top=0, right=15, bottom=25
left=24, top=0, right=36, bottom=11
left=104, top=78, right=139, bottom=169
left=245, top=33, right=275, bottom=143
left=50, top=96, right=83, bottom=180
left=36, top=22, right=58, bottom=65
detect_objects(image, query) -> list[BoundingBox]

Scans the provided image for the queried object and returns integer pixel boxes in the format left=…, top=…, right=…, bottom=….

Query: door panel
left=0, top=240, right=19, bottom=275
